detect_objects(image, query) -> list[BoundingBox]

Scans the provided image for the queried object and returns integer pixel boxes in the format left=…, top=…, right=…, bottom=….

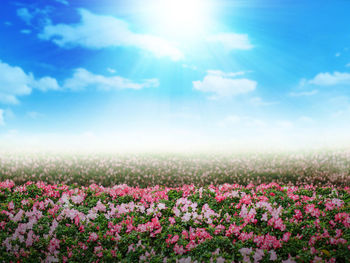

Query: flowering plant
left=0, top=180, right=349, bottom=262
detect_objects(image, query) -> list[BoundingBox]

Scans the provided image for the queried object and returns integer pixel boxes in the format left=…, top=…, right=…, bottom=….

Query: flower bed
left=0, top=180, right=349, bottom=262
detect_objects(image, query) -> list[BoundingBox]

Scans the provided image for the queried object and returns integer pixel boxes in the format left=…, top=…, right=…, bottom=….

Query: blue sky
left=1, top=0, right=350, bottom=151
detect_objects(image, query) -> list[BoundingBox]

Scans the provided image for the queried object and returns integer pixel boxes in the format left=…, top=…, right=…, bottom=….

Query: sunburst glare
left=143, top=0, right=215, bottom=40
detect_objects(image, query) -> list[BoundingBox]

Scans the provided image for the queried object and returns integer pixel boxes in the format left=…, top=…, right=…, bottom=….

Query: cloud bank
left=39, top=9, right=184, bottom=61
left=193, top=70, right=256, bottom=98
left=0, top=60, right=59, bottom=104
left=0, top=60, right=158, bottom=104
left=307, top=72, right=350, bottom=86
left=63, top=68, right=159, bottom=91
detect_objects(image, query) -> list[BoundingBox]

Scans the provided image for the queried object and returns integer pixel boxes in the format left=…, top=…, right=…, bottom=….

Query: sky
left=1, top=0, right=350, bottom=152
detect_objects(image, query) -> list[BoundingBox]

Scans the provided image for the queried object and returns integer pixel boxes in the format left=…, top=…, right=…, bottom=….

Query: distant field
left=0, top=150, right=349, bottom=187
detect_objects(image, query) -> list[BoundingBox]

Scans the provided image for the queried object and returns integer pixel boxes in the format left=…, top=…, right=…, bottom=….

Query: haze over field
left=1, top=0, right=350, bottom=152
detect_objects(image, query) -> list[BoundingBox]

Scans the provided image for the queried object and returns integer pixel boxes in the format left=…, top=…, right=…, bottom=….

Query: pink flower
left=239, top=232, right=254, bottom=242
left=45, top=255, right=59, bottom=263
left=293, top=209, right=303, bottom=220
left=88, top=232, right=98, bottom=242
left=71, top=194, right=85, bottom=205
left=332, top=198, right=344, bottom=207
left=214, top=225, right=225, bottom=235
left=95, top=200, right=106, bottom=212
left=26, top=230, right=35, bottom=247
left=305, top=204, right=320, bottom=218
left=269, top=217, right=286, bottom=231
left=240, top=204, right=248, bottom=218
left=128, top=244, right=135, bottom=253
left=49, top=220, right=58, bottom=236
left=8, top=201, right=14, bottom=210
left=87, top=210, right=98, bottom=221
left=48, top=238, right=60, bottom=254
left=170, top=234, right=179, bottom=244
left=269, top=250, right=277, bottom=261
left=261, top=212, right=268, bottom=221
left=262, top=234, right=282, bottom=250
left=74, top=215, right=80, bottom=226
left=182, top=230, right=189, bottom=239
left=169, top=217, right=176, bottom=225
left=173, top=207, right=181, bottom=217
left=215, top=195, right=225, bottom=202
left=282, top=257, right=296, bottom=263
left=282, top=232, right=291, bottom=242
left=94, top=246, right=103, bottom=257
left=79, top=242, right=88, bottom=250
left=13, top=209, right=24, bottom=223
left=174, top=243, right=186, bottom=255
left=239, top=247, right=253, bottom=256
left=270, top=250, right=277, bottom=261
left=185, top=240, right=197, bottom=251
left=253, top=249, right=264, bottom=263
left=0, top=180, right=14, bottom=189
left=157, top=203, right=166, bottom=210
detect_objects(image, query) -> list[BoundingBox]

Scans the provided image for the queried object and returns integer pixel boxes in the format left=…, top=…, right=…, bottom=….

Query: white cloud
left=34, top=76, right=60, bottom=91
left=308, top=72, right=350, bottom=86
left=193, top=70, right=256, bottom=98
left=346, top=63, right=350, bottom=68
left=206, top=70, right=246, bottom=77
left=0, top=60, right=157, bottom=103
left=107, top=68, right=116, bottom=73
left=206, top=33, right=253, bottom=51
left=63, top=68, right=159, bottom=91
left=0, top=109, right=4, bottom=126
left=289, top=89, right=318, bottom=97
left=17, top=8, right=33, bottom=25
left=0, top=61, right=32, bottom=104
left=39, top=9, right=183, bottom=61
left=0, top=60, right=59, bottom=104
left=250, top=97, right=278, bottom=106
left=55, top=0, right=69, bottom=5
left=335, top=52, right=341, bottom=57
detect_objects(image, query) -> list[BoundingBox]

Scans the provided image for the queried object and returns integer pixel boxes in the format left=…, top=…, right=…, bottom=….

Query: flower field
left=0, top=151, right=349, bottom=262
left=0, top=150, right=349, bottom=187
left=0, top=180, right=349, bottom=262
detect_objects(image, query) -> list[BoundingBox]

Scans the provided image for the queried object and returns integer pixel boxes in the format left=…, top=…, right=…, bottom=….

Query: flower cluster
left=0, top=180, right=349, bottom=262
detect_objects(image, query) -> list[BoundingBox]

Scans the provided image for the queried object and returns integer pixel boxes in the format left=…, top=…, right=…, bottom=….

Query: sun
left=145, top=0, right=213, bottom=40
